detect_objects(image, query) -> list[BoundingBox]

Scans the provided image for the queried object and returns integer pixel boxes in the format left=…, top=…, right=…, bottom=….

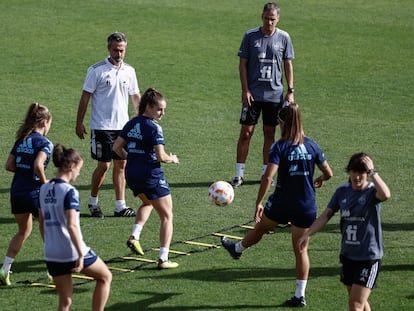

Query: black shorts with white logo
left=90, top=130, right=123, bottom=162
left=340, top=255, right=381, bottom=289
left=239, top=101, right=283, bottom=126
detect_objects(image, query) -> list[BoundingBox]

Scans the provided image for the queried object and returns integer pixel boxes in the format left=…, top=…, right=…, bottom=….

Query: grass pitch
left=0, top=0, right=413, bottom=310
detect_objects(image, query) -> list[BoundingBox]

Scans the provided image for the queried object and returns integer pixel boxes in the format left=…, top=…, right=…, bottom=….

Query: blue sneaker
left=284, top=296, right=306, bottom=307
left=221, top=237, right=242, bottom=259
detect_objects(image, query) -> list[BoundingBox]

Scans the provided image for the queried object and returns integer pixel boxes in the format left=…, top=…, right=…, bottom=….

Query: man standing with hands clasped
left=231, top=2, right=295, bottom=188
left=76, top=32, right=141, bottom=218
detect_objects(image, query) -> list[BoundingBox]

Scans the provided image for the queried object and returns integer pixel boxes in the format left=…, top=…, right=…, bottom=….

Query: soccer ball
left=208, top=181, right=234, bottom=206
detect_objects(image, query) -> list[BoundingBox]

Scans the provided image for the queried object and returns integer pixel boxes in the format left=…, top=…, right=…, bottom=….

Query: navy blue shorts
left=129, top=179, right=171, bottom=200
left=46, top=249, right=98, bottom=277
left=10, top=190, right=40, bottom=217
left=340, top=255, right=381, bottom=289
left=240, top=101, right=283, bottom=127
left=263, top=194, right=316, bottom=228
left=91, top=130, right=123, bottom=162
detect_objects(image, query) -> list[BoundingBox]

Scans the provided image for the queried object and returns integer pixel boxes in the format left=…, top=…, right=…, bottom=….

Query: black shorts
left=46, top=249, right=98, bottom=277
left=239, top=101, right=283, bottom=127
left=10, top=190, right=40, bottom=217
left=340, top=255, right=381, bottom=289
left=91, top=130, right=123, bottom=162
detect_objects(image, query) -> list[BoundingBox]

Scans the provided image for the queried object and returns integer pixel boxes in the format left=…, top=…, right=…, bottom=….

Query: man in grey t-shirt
left=231, top=2, right=295, bottom=188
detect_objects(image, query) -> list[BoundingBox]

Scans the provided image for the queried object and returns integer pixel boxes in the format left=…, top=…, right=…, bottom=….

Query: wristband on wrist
left=368, top=169, right=377, bottom=177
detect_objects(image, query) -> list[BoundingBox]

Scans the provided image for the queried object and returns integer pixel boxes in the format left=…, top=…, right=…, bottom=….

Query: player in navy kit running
left=222, top=103, right=333, bottom=307
left=298, top=153, right=391, bottom=311
left=39, top=144, right=112, bottom=311
left=0, top=102, right=53, bottom=286
left=113, top=88, right=180, bottom=269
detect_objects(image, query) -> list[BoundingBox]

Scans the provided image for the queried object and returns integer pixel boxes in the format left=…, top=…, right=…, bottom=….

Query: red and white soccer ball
left=208, top=181, right=234, bottom=206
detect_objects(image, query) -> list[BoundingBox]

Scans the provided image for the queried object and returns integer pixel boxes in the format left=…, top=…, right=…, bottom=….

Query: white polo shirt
left=83, top=57, right=140, bottom=130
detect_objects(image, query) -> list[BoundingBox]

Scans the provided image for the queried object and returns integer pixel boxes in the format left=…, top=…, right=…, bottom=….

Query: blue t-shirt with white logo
left=10, top=132, right=53, bottom=194
left=119, top=115, right=165, bottom=187
left=268, top=137, right=326, bottom=214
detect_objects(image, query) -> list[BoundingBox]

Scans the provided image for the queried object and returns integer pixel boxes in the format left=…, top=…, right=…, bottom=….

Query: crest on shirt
left=358, top=195, right=367, bottom=206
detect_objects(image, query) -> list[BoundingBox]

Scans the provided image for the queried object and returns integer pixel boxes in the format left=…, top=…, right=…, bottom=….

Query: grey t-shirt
left=238, top=27, right=294, bottom=103
left=328, top=182, right=384, bottom=261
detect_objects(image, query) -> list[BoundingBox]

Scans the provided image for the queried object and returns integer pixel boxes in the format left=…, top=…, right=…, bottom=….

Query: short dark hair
left=107, top=32, right=127, bottom=47
left=262, top=2, right=280, bottom=15
left=346, top=152, right=370, bottom=173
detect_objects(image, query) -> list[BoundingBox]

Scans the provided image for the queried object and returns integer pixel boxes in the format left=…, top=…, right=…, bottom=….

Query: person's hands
left=255, top=204, right=264, bottom=223
left=76, top=123, right=87, bottom=139
left=71, top=256, right=84, bottom=273
left=284, top=92, right=294, bottom=103
left=314, top=175, right=325, bottom=188
left=242, top=91, right=254, bottom=106
left=361, top=155, right=374, bottom=172
left=297, top=234, right=309, bottom=253
left=169, top=153, right=179, bottom=164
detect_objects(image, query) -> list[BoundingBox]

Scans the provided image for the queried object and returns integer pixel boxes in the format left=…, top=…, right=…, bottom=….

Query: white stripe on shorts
left=366, top=261, right=379, bottom=288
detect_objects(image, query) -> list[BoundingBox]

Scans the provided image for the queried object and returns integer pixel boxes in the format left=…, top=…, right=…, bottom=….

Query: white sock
left=235, top=241, right=246, bottom=253
left=295, top=279, right=307, bottom=298
left=2, top=256, right=14, bottom=273
left=89, top=196, right=98, bottom=206
left=235, top=163, right=245, bottom=178
left=261, top=164, right=268, bottom=176
left=159, top=247, right=169, bottom=262
left=131, top=224, right=143, bottom=240
left=115, top=200, right=126, bottom=212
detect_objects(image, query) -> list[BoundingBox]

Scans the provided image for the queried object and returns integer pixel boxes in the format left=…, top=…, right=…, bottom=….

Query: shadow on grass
left=9, top=259, right=46, bottom=273
left=132, top=264, right=414, bottom=284
left=0, top=217, right=16, bottom=224
left=106, top=291, right=277, bottom=310
left=105, top=265, right=414, bottom=309
left=70, top=179, right=262, bottom=191
left=135, top=266, right=337, bottom=283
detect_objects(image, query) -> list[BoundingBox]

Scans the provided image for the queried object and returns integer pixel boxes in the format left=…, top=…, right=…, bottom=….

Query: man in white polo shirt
left=76, top=32, right=141, bottom=218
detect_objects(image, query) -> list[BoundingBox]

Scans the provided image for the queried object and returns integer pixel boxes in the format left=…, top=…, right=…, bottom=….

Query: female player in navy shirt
left=298, top=153, right=391, bottom=310
left=221, top=103, right=333, bottom=307
left=0, top=102, right=53, bottom=286
left=113, top=87, right=179, bottom=269
left=39, top=144, right=112, bottom=311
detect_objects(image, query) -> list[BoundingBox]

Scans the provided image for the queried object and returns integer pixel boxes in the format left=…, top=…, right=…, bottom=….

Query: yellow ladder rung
left=240, top=224, right=275, bottom=234
left=108, top=266, right=134, bottom=272
left=152, top=248, right=190, bottom=256
left=31, top=282, right=56, bottom=288
left=121, top=256, right=157, bottom=263
left=240, top=225, right=254, bottom=229
left=212, top=233, right=243, bottom=240
left=72, top=274, right=94, bottom=280
left=184, top=241, right=221, bottom=248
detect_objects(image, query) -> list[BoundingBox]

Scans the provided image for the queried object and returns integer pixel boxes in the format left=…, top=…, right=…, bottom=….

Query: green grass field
left=0, top=0, right=413, bottom=310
